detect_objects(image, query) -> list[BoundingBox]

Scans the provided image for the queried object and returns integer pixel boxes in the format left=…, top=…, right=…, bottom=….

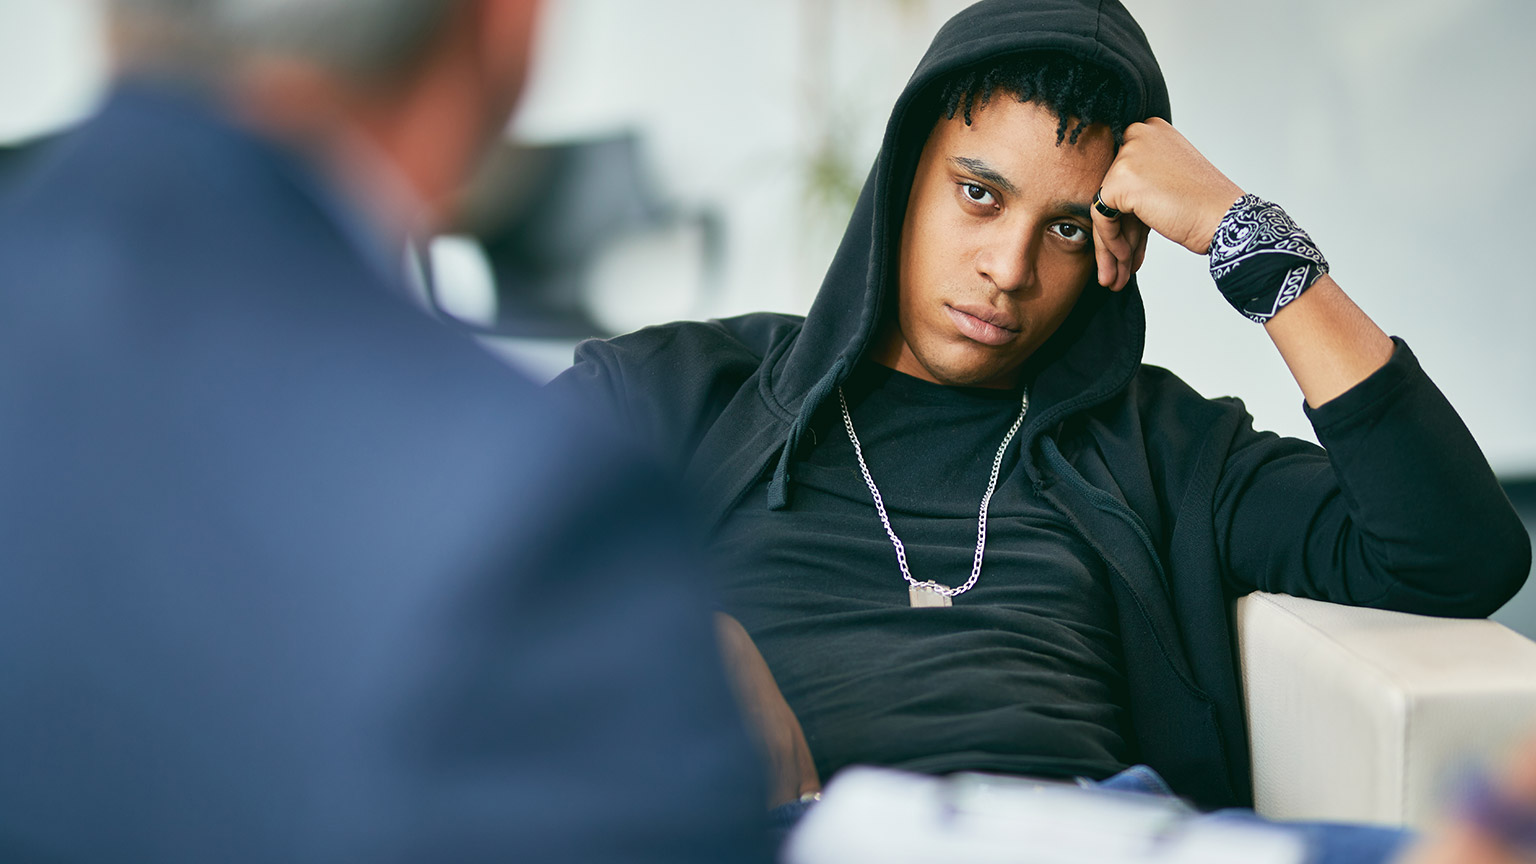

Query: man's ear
left=471, top=0, right=543, bottom=107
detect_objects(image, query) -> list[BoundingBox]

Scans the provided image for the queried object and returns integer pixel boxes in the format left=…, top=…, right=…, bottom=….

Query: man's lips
left=944, top=304, right=1019, bottom=346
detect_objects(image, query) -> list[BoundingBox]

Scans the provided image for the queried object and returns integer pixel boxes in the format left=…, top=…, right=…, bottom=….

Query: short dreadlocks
left=935, top=51, right=1133, bottom=148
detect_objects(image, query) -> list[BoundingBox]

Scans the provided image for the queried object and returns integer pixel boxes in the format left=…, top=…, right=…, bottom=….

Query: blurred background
left=5, top=0, right=1534, bottom=632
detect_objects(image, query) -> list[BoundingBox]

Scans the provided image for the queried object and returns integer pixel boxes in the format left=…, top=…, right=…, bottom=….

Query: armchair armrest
left=1236, top=591, right=1536, bottom=829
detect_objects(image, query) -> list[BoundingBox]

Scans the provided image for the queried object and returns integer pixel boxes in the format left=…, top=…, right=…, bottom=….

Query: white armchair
left=1237, top=591, right=1536, bottom=829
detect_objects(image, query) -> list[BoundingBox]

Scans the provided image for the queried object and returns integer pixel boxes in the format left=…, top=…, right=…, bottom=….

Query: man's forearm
left=1090, top=120, right=1395, bottom=409
left=1260, top=274, right=1395, bottom=408
left=714, top=614, right=822, bottom=807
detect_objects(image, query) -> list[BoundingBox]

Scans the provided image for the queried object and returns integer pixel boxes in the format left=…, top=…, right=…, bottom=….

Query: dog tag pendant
left=909, top=584, right=953, bottom=608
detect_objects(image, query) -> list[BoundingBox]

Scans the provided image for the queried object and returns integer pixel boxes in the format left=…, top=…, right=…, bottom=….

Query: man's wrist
left=1208, top=194, right=1330, bottom=323
left=1195, top=189, right=1246, bottom=255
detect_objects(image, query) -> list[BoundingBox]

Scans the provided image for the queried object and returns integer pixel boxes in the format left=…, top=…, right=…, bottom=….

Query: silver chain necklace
left=837, top=385, right=1028, bottom=608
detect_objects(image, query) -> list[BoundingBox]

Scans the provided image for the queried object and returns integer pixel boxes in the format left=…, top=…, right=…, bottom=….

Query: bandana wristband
left=1208, top=194, right=1330, bottom=324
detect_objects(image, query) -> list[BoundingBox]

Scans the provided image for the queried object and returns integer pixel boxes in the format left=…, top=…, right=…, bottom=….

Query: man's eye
left=1052, top=222, right=1088, bottom=242
left=960, top=183, right=995, bottom=205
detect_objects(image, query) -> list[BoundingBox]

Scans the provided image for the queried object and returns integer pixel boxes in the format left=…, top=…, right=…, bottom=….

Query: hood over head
left=765, top=0, right=1170, bottom=508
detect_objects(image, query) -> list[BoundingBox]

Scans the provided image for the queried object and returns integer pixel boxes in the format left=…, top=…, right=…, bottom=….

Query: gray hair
left=111, top=0, right=470, bottom=82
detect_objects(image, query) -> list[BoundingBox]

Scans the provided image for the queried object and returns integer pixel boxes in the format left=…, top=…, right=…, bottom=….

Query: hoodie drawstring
left=767, top=359, right=849, bottom=510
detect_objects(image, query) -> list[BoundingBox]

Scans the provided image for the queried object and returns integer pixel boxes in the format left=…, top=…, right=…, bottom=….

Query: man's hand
left=1396, top=735, right=1536, bottom=864
left=1091, top=118, right=1393, bottom=408
left=1091, top=118, right=1244, bottom=291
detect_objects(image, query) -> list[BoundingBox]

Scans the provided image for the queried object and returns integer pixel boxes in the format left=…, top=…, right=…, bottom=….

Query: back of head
left=106, top=0, right=543, bottom=231
left=109, top=0, right=469, bottom=85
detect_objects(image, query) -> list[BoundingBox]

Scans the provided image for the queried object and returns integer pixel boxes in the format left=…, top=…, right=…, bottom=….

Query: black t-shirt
left=712, top=363, right=1132, bottom=784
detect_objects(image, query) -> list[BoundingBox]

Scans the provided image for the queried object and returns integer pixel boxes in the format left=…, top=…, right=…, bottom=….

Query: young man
left=554, top=0, right=1529, bottom=821
left=0, top=1, right=769, bottom=861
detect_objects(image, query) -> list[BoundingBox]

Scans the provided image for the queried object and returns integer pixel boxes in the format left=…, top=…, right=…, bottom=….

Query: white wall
left=513, top=0, right=974, bottom=329
left=0, top=0, right=106, bottom=142
left=8, top=0, right=1535, bottom=475
left=1133, top=0, right=1536, bottom=474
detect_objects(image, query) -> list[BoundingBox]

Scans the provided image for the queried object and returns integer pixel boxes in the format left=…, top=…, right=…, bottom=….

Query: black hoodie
left=553, top=0, right=1529, bottom=808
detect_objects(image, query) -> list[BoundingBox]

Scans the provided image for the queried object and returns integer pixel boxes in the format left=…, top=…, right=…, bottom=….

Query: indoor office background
left=6, top=0, right=1534, bottom=634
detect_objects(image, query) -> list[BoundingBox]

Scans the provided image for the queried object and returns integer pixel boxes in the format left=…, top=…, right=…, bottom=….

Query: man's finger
left=1092, top=218, right=1119, bottom=288
left=1093, top=211, right=1135, bottom=290
left=1129, top=216, right=1150, bottom=273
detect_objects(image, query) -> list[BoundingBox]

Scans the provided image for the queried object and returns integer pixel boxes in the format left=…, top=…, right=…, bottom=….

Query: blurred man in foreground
left=0, top=1, right=768, bottom=861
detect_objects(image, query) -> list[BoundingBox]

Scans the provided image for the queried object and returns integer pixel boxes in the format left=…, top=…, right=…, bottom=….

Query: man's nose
left=977, top=230, right=1038, bottom=293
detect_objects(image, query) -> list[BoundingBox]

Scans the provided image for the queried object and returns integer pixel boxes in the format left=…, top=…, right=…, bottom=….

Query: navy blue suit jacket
left=0, top=83, right=767, bottom=863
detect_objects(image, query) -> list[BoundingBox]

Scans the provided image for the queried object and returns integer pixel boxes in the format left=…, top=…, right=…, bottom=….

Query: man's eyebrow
left=949, top=157, right=1019, bottom=195
left=1060, top=201, right=1093, bottom=222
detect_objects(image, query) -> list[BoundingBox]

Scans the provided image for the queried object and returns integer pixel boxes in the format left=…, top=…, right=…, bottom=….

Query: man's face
left=875, top=97, right=1115, bottom=389
left=460, top=0, right=543, bottom=152
left=480, top=0, right=544, bottom=118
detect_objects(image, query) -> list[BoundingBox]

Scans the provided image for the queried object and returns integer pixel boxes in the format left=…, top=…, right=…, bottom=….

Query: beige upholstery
left=1237, top=591, right=1536, bottom=829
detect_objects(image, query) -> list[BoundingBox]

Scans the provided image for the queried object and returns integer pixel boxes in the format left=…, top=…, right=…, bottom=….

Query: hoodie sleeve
left=549, top=334, right=679, bottom=470
left=1213, top=338, right=1529, bottom=617
left=548, top=316, right=796, bottom=476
